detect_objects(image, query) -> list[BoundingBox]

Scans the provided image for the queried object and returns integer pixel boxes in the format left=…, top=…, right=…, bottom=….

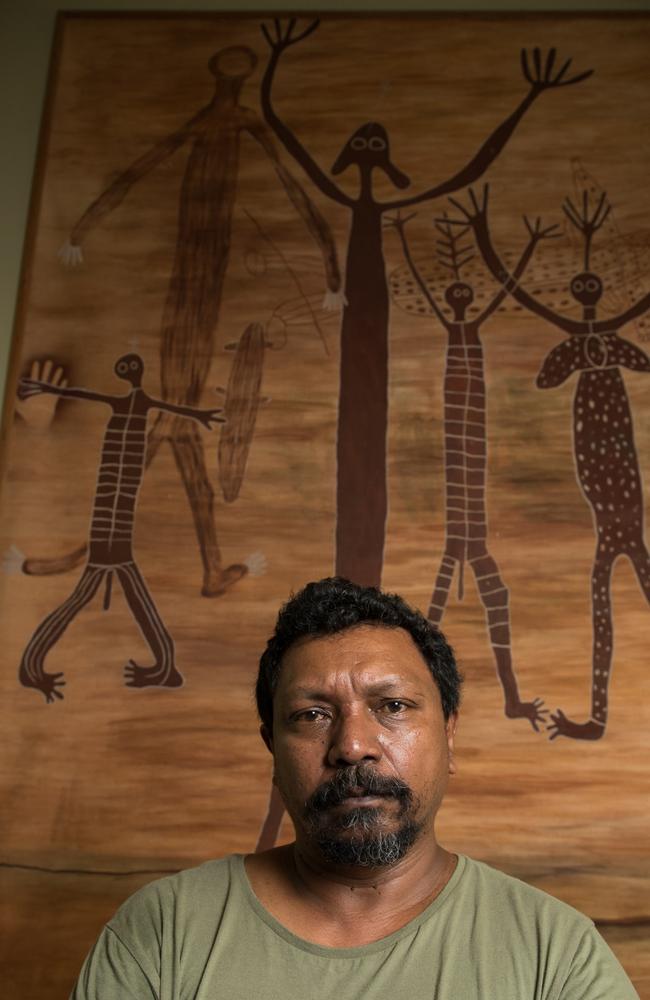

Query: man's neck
left=245, top=839, right=457, bottom=948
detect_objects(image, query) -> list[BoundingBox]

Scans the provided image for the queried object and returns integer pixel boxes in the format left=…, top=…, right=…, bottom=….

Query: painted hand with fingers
left=16, top=359, right=69, bottom=430
left=443, top=186, right=561, bottom=251
left=57, top=239, right=83, bottom=267
left=520, top=47, right=593, bottom=93
left=446, top=184, right=491, bottom=232
left=195, top=405, right=227, bottom=430
left=261, top=16, right=320, bottom=57
left=321, top=288, right=347, bottom=312
left=522, top=214, right=562, bottom=247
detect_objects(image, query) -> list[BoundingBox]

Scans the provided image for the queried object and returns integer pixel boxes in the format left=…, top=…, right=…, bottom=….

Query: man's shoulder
left=134, top=853, right=236, bottom=897
left=459, top=855, right=594, bottom=933
left=107, top=854, right=239, bottom=935
left=447, top=858, right=638, bottom=998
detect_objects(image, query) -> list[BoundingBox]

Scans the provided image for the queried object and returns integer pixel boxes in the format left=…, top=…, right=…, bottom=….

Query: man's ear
left=446, top=713, right=458, bottom=776
left=260, top=723, right=273, bottom=754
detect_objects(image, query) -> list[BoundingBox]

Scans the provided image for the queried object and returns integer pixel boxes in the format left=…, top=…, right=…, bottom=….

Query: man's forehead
left=279, top=624, right=434, bottom=686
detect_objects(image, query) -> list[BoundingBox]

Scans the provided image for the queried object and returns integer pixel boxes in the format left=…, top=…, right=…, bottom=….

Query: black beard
left=303, top=764, right=422, bottom=867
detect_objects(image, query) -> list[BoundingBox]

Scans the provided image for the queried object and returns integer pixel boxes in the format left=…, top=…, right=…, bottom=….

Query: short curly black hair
left=256, top=577, right=461, bottom=732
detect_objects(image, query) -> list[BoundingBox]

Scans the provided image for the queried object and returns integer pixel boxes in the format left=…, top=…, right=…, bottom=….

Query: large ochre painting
left=1, top=12, right=649, bottom=997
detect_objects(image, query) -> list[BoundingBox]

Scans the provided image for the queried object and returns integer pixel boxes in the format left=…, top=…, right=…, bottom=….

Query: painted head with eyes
left=570, top=271, right=603, bottom=309
left=331, top=122, right=410, bottom=190
left=256, top=578, right=460, bottom=869
left=114, top=353, right=144, bottom=388
left=445, top=281, right=474, bottom=322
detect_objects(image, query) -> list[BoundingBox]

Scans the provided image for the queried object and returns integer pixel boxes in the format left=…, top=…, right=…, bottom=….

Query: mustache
left=305, top=764, right=412, bottom=813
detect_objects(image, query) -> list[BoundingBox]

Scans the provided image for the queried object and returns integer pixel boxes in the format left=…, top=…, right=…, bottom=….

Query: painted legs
left=470, top=552, right=545, bottom=728
left=151, top=413, right=247, bottom=597
left=19, top=565, right=104, bottom=702
left=428, top=554, right=462, bottom=622
left=428, top=543, right=545, bottom=730
left=550, top=541, right=650, bottom=740
left=19, top=560, right=182, bottom=701
left=117, top=561, right=183, bottom=689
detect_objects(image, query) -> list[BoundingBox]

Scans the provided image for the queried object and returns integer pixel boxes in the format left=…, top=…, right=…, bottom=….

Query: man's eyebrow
left=288, top=678, right=427, bottom=699
left=287, top=688, right=334, bottom=702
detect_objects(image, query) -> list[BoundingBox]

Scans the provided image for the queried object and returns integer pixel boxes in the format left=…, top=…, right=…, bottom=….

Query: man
left=72, top=577, right=638, bottom=998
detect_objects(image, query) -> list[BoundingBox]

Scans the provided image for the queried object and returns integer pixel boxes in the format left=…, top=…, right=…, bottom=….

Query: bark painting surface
left=1, top=15, right=649, bottom=999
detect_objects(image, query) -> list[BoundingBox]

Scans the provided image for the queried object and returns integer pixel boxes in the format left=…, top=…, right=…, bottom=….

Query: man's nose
left=327, top=709, right=380, bottom=768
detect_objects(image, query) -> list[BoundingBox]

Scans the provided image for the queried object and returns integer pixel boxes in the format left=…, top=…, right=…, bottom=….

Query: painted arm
left=149, top=397, right=225, bottom=429
left=385, top=48, right=593, bottom=212
left=260, top=18, right=352, bottom=209
left=449, top=186, right=580, bottom=334
left=59, top=108, right=209, bottom=263
left=598, top=290, right=650, bottom=333
left=385, top=212, right=451, bottom=330
left=247, top=115, right=343, bottom=296
left=536, top=338, right=582, bottom=388
left=476, top=215, right=561, bottom=324
left=17, top=380, right=116, bottom=406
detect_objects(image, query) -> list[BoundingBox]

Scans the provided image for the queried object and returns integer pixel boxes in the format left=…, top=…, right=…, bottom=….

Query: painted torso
left=90, top=390, right=149, bottom=563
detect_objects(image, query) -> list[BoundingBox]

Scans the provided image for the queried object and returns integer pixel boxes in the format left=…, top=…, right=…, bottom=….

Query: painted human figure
left=17, top=354, right=224, bottom=704
left=52, top=45, right=341, bottom=596
left=453, top=186, right=650, bottom=740
left=389, top=210, right=560, bottom=730
left=261, top=18, right=592, bottom=587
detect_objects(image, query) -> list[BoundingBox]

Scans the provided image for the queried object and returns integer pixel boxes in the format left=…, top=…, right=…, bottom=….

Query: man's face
left=262, top=625, right=456, bottom=867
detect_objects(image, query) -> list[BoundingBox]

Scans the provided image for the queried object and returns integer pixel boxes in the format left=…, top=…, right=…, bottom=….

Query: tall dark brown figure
left=390, top=211, right=559, bottom=730
left=262, top=19, right=592, bottom=586
left=455, top=186, right=650, bottom=741
left=44, top=46, right=341, bottom=596
left=17, top=355, right=224, bottom=703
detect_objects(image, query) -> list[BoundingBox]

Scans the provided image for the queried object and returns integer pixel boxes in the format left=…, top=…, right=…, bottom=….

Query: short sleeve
left=559, top=924, right=639, bottom=1000
left=69, top=925, right=158, bottom=1000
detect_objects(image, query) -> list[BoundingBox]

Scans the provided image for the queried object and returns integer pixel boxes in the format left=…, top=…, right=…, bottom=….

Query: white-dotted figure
left=453, top=186, right=650, bottom=741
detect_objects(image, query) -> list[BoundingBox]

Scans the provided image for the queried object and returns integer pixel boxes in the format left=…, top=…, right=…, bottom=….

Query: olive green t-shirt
left=71, top=854, right=638, bottom=1000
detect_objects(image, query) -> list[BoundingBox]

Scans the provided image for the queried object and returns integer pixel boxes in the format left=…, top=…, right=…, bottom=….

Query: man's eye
left=295, top=709, right=327, bottom=722
left=381, top=700, right=407, bottom=714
